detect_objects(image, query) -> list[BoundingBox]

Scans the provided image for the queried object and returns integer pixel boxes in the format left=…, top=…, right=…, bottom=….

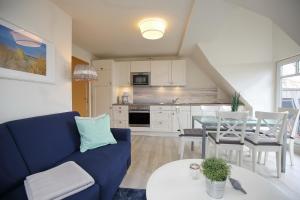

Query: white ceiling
left=52, top=0, right=194, bottom=58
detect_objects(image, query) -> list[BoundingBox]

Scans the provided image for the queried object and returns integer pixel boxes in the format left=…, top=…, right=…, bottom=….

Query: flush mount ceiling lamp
left=139, top=18, right=166, bottom=40
left=73, top=64, right=98, bottom=81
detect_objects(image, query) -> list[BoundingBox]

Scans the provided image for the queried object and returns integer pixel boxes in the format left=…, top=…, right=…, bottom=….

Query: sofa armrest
left=111, top=128, right=131, bottom=142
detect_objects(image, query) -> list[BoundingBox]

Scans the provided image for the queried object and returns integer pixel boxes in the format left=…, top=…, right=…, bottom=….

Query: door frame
left=72, top=56, right=90, bottom=116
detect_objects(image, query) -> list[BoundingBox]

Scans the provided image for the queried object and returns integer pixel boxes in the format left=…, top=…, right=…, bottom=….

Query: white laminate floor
left=120, top=135, right=300, bottom=199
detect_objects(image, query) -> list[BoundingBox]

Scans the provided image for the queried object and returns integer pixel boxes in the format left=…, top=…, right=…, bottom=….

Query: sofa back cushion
left=7, top=112, right=80, bottom=173
left=0, top=124, right=30, bottom=195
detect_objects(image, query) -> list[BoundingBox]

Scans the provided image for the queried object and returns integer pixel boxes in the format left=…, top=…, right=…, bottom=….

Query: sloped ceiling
left=227, top=0, right=300, bottom=46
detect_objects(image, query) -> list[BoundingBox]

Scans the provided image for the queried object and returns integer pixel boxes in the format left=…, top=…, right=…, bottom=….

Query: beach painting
left=0, top=19, right=54, bottom=83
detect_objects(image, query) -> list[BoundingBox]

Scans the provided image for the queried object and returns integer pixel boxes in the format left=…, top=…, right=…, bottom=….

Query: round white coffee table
left=146, top=159, right=288, bottom=200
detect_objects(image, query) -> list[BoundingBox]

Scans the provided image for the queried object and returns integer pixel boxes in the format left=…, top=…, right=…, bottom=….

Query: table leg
left=202, top=125, right=206, bottom=159
left=281, top=132, right=287, bottom=173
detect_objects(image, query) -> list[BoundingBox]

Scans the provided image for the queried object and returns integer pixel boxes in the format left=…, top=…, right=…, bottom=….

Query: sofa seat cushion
left=0, top=184, right=100, bottom=200
left=7, top=112, right=81, bottom=173
left=60, top=141, right=130, bottom=185
left=59, top=141, right=131, bottom=200
left=0, top=124, right=29, bottom=196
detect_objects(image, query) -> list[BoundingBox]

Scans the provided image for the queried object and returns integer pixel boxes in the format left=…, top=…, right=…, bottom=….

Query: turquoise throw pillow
left=75, top=114, right=117, bottom=153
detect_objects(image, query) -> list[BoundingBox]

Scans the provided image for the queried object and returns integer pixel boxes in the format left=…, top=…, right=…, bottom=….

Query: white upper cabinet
left=150, top=60, right=172, bottom=86
left=150, top=59, right=186, bottom=86
left=131, top=61, right=151, bottom=72
left=115, top=61, right=131, bottom=86
left=171, top=60, right=186, bottom=86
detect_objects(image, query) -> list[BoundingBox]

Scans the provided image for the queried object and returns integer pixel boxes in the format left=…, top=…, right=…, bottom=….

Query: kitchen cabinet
left=172, top=106, right=191, bottom=132
left=112, top=105, right=128, bottom=128
left=131, top=61, right=150, bottom=72
left=171, top=60, right=186, bottom=86
left=150, top=60, right=172, bottom=86
left=150, top=59, right=186, bottom=86
left=150, top=106, right=172, bottom=132
left=115, top=61, right=131, bottom=86
left=92, top=60, right=114, bottom=117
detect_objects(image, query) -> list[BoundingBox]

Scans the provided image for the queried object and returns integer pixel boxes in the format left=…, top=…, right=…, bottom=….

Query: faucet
left=172, top=97, right=180, bottom=104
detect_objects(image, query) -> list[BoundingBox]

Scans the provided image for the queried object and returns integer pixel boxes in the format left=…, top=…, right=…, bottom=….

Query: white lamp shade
left=73, top=64, right=98, bottom=81
left=139, top=18, right=166, bottom=40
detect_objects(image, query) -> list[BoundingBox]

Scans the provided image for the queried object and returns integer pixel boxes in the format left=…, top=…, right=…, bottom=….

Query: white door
left=151, top=60, right=171, bottom=86
left=115, top=61, right=131, bottom=86
left=131, top=61, right=150, bottom=72
left=171, top=60, right=186, bottom=86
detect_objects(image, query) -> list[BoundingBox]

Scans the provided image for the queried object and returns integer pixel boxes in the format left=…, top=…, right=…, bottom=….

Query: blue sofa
left=0, top=112, right=131, bottom=200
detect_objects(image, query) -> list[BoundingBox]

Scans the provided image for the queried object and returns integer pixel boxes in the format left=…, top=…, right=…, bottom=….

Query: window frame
left=276, top=55, right=300, bottom=109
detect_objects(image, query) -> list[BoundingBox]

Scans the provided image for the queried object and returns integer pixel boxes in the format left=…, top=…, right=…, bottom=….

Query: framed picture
left=0, top=18, right=55, bottom=83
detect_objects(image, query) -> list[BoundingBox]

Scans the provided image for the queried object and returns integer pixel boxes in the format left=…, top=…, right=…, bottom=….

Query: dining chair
left=245, top=111, right=288, bottom=178
left=179, top=106, right=221, bottom=158
left=259, top=108, right=300, bottom=166
left=207, top=111, right=248, bottom=166
left=177, top=109, right=206, bottom=159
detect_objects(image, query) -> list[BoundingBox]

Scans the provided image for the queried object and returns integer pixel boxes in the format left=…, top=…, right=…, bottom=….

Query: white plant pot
left=205, top=178, right=226, bottom=199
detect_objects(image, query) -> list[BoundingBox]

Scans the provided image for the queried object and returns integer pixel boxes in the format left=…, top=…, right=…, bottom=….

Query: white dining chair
left=178, top=109, right=205, bottom=159
left=245, top=111, right=288, bottom=177
left=259, top=108, right=300, bottom=166
left=207, top=111, right=248, bottom=166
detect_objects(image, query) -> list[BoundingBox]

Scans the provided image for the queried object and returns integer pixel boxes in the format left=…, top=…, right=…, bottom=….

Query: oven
left=129, top=105, right=150, bottom=127
left=131, top=72, right=150, bottom=86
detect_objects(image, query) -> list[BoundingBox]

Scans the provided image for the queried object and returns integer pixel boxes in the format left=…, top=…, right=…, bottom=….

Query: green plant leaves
left=202, top=158, right=231, bottom=181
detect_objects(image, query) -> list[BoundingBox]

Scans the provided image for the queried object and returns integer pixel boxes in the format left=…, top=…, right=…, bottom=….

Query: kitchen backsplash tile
left=133, top=86, right=228, bottom=104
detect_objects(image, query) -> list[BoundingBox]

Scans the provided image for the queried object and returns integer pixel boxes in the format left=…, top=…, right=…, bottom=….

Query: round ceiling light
left=139, top=18, right=166, bottom=40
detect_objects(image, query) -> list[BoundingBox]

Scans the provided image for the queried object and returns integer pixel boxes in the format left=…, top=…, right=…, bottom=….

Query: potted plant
left=202, top=158, right=231, bottom=199
left=231, top=92, right=240, bottom=112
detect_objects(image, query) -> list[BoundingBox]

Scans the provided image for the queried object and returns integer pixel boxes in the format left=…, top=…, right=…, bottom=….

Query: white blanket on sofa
left=24, top=161, right=95, bottom=200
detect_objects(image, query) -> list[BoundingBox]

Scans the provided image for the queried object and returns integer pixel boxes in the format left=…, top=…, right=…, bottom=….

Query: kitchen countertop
left=112, top=103, right=231, bottom=106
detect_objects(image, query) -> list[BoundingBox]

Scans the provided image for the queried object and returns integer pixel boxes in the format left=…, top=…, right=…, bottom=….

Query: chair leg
left=257, top=151, right=262, bottom=164
left=190, top=141, right=194, bottom=151
left=276, top=151, right=281, bottom=178
left=289, top=140, right=295, bottom=166
left=180, top=138, right=185, bottom=159
left=215, top=145, right=219, bottom=158
left=239, top=150, right=243, bottom=166
left=264, top=152, right=268, bottom=165
left=252, top=148, right=257, bottom=172
left=229, top=150, right=233, bottom=162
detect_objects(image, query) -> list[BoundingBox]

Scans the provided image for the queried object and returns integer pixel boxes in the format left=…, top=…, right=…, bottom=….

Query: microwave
left=131, top=72, right=150, bottom=86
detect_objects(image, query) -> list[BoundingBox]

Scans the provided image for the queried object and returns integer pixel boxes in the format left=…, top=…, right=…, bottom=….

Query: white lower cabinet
left=113, top=120, right=128, bottom=128
left=150, top=106, right=172, bottom=132
left=150, top=106, right=191, bottom=132
left=112, top=105, right=128, bottom=128
left=172, top=106, right=191, bottom=132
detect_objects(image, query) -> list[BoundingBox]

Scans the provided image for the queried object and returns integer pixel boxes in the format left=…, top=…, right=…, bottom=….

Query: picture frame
left=0, top=18, right=55, bottom=83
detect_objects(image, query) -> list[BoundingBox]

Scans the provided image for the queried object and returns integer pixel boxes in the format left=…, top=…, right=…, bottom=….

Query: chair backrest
left=278, top=108, right=300, bottom=138
left=254, top=111, right=288, bottom=144
left=216, top=111, right=248, bottom=143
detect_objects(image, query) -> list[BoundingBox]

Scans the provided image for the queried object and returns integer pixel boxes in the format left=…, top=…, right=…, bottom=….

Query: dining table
left=192, top=116, right=287, bottom=173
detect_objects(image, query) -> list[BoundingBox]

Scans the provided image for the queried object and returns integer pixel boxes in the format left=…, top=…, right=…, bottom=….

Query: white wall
left=0, top=0, right=72, bottom=123
left=199, top=4, right=275, bottom=111
left=72, top=44, right=93, bottom=64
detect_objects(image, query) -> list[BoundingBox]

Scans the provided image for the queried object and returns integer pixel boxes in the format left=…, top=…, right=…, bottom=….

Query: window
left=277, top=55, right=300, bottom=139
